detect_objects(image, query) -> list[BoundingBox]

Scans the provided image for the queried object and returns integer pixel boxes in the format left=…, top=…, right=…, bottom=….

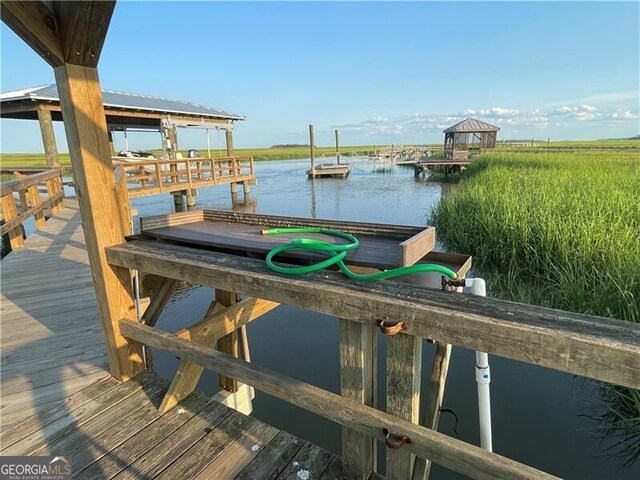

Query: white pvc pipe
left=124, top=128, right=129, bottom=151
left=206, top=129, right=211, bottom=158
left=463, top=278, right=493, bottom=452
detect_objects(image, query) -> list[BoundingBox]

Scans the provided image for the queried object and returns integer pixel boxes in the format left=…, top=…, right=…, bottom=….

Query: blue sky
left=1, top=1, right=639, bottom=152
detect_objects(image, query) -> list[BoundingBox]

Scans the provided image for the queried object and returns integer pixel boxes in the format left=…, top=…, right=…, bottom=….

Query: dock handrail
left=107, top=238, right=640, bottom=480
left=111, top=156, right=255, bottom=198
left=1, top=169, right=65, bottom=250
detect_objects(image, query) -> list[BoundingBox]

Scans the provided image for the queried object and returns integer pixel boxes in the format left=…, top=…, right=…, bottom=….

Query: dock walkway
left=2, top=370, right=346, bottom=479
left=0, top=198, right=360, bottom=479
left=1, top=198, right=109, bottom=428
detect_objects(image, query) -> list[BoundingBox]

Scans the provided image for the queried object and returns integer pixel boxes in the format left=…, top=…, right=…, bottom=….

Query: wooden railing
left=1, top=169, right=65, bottom=250
left=106, top=239, right=640, bottom=480
left=112, top=156, right=255, bottom=198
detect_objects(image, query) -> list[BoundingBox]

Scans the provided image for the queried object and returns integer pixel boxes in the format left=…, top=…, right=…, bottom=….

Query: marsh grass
left=432, top=151, right=640, bottom=322
left=432, top=150, right=640, bottom=463
left=0, top=145, right=387, bottom=166
left=587, top=384, right=640, bottom=466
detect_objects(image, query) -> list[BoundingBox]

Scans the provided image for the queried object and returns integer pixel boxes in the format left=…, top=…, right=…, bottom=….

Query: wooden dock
left=113, top=156, right=256, bottom=199
left=307, top=163, right=351, bottom=179
left=0, top=199, right=372, bottom=479
left=2, top=370, right=350, bottom=479
left=1, top=199, right=109, bottom=428
left=414, top=158, right=471, bottom=177
left=2, top=202, right=639, bottom=479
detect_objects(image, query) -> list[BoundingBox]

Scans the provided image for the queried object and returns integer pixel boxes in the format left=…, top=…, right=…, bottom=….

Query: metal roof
left=0, top=84, right=245, bottom=121
left=443, top=118, right=500, bottom=133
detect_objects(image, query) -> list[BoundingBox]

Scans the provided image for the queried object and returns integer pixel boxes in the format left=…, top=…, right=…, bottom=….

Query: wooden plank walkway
left=2, top=370, right=347, bottom=479
left=1, top=197, right=374, bottom=479
left=1, top=198, right=110, bottom=430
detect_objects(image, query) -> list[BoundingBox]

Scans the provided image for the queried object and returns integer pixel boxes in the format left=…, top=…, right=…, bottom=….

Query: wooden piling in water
left=309, top=124, right=316, bottom=177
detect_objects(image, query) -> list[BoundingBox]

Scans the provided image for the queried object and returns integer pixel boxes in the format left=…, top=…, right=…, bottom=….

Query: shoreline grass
left=431, top=150, right=640, bottom=463
left=431, top=150, right=639, bottom=322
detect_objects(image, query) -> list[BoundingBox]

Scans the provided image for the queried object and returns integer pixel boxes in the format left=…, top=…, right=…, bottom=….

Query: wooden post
left=412, top=343, right=452, bottom=480
left=335, top=129, right=340, bottom=165
left=107, top=127, right=116, bottom=156
left=340, top=318, right=376, bottom=480
left=54, top=63, right=144, bottom=381
left=186, top=189, right=197, bottom=208
left=1, top=193, right=25, bottom=249
left=386, top=334, right=422, bottom=480
left=172, top=191, right=185, bottom=212
left=26, top=184, right=45, bottom=229
left=37, top=106, right=59, bottom=167
left=45, top=178, right=57, bottom=213
left=216, top=289, right=240, bottom=392
left=168, top=127, right=179, bottom=207
left=225, top=128, right=234, bottom=156
left=309, top=124, right=315, bottom=177
left=158, top=296, right=277, bottom=414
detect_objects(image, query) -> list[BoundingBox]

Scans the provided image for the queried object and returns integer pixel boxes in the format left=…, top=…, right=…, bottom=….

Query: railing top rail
left=0, top=166, right=61, bottom=175
left=111, top=155, right=254, bottom=167
left=106, top=240, right=640, bottom=390
left=0, top=169, right=62, bottom=195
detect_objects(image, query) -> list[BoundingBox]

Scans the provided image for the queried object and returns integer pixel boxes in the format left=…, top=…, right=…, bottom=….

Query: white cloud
left=332, top=95, right=638, bottom=139
left=610, top=110, right=638, bottom=120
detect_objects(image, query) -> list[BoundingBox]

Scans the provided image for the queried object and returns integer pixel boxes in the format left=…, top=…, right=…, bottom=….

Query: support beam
left=37, top=106, right=59, bottom=167
left=159, top=296, right=278, bottom=412
left=339, top=319, right=376, bottom=480
left=0, top=193, right=25, bottom=250
left=413, top=343, right=452, bottom=480
left=54, top=63, right=144, bottom=381
left=140, top=278, right=179, bottom=327
left=26, top=184, right=45, bottom=228
left=309, top=124, right=315, bottom=175
left=0, top=1, right=65, bottom=67
left=386, top=334, right=422, bottom=480
left=158, top=300, right=224, bottom=413
left=225, top=128, right=234, bottom=156
left=1, top=1, right=116, bottom=68
left=107, top=128, right=116, bottom=156
left=216, top=290, right=240, bottom=392
left=53, top=1, right=116, bottom=67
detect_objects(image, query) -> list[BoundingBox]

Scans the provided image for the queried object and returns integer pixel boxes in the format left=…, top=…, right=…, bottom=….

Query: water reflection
left=231, top=191, right=257, bottom=214
left=310, top=178, right=317, bottom=218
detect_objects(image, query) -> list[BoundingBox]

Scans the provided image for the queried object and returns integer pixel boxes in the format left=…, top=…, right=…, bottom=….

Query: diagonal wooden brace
left=158, top=296, right=279, bottom=412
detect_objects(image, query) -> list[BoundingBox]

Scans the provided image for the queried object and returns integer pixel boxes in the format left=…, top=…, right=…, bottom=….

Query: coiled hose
left=262, top=227, right=458, bottom=281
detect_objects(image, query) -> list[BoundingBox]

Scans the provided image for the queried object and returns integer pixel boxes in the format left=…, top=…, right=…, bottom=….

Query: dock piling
left=309, top=124, right=316, bottom=178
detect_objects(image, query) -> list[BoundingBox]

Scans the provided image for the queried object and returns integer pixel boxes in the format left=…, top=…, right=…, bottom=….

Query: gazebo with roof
left=443, top=118, right=499, bottom=160
left=0, top=84, right=245, bottom=167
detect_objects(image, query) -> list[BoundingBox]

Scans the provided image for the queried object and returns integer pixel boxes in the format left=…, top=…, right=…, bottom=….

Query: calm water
left=128, top=159, right=637, bottom=479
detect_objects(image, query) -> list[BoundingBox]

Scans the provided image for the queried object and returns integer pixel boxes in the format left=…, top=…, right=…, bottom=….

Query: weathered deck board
left=1, top=197, right=364, bottom=479
left=0, top=198, right=109, bottom=434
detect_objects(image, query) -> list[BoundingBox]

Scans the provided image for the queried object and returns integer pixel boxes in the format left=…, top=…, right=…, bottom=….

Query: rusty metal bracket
left=383, top=428, right=411, bottom=449
left=377, top=320, right=405, bottom=335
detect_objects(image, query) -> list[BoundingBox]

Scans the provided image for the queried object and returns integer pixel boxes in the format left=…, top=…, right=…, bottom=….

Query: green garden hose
left=262, top=227, right=458, bottom=281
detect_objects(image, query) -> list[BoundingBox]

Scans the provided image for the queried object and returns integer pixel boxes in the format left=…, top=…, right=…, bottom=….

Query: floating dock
left=414, top=158, right=471, bottom=177
left=307, top=163, right=351, bottom=178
